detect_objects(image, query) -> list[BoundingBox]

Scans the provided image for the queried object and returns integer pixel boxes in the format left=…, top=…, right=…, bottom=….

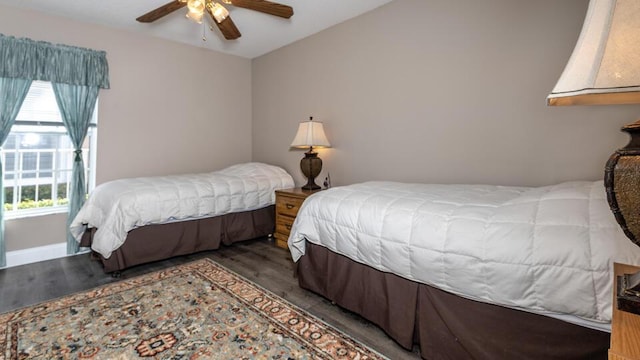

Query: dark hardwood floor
left=0, top=237, right=421, bottom=359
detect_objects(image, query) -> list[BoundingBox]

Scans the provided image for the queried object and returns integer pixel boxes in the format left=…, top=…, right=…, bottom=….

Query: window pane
left=20, top=185, right=35, bottom=202
left=4, top=188, right=13, bottom=208
left=4, top=134, right=15, bottom=148
left=21, top=153, right=37, bottom=178
left=38, top=184, right=52, bottom=201
left=57, top=183, right=68, bottom=200
left=4, top=153, right=15, bottom=180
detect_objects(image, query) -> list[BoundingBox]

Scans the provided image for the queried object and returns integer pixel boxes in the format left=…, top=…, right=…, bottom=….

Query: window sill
left=4, top=206, right=68, bottom=220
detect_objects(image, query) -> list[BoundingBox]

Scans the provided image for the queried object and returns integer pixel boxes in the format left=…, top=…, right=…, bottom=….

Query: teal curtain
left=0, top=34, right=110, bottom=89
left=52, top=83, right=99, bottom=255
left=0, top=33, right=109, bottom=260
left=0, top=77, right=32, bottom=267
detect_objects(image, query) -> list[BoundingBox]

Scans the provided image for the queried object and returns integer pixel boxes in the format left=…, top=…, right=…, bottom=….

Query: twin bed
left=289, top=180, right=640, bottom=359
left=71, top=163, right=640, bottom=358
left=70, top=162, right=294, bottom=272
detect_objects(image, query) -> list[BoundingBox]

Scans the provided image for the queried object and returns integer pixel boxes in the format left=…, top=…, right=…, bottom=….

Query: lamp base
left=605, top=119, right=640, bottom=248
left=301, top=183, right=321, bottom=191
left=605, top=121, right=640, bottom=315
left=300, top=149, right=322, bottom=190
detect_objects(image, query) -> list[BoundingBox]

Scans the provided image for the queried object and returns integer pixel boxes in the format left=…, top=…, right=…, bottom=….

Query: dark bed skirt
left=297, top=242, right=610, bottom=360
left=80, top=205, right=275, bottom=273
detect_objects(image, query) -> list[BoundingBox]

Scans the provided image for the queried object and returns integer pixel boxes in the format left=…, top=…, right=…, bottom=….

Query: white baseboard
left=5, top=242, right=68, bottom=268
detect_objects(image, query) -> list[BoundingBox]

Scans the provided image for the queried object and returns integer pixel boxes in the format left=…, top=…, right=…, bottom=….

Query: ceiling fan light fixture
left=185, top=0, right=206, bottom=23
left=185, top=9, right=204, bottom=23
left=207, top=2, right=230, bottom=24
left=187, top=0, right=206, bottom=13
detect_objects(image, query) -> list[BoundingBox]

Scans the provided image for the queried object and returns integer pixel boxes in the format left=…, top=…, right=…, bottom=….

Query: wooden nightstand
left=610, top=263, right=640, bottom=360
left=274, top=188, right=322, bottom=249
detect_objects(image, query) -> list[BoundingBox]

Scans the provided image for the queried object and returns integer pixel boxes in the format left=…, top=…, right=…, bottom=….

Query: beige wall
left=0, top=5, right=252, bottom=251
left=252, top=0, right=640, bottom=188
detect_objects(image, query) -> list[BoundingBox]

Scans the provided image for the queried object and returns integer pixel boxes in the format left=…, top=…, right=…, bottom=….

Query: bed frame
left=80, top=206, right=275, bottom=273
left=297, top=242, right=610, bottom=360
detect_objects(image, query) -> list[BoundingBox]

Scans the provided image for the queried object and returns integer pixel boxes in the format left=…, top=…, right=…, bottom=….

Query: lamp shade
left=547, top=0, right=640, bottom=106
left=290, top=118, right=331, bottom=148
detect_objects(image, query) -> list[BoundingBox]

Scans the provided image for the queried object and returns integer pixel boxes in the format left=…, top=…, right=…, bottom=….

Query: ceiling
left=0, top=0, right=393, bottom=59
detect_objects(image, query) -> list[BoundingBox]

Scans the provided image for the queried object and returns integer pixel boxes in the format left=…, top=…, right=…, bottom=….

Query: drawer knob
left=286, top=203, right=295, bottom=209
left=285, top=224, right=292, bottom=230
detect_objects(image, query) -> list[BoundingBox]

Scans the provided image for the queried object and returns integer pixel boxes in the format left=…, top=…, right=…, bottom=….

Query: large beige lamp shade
left=290, top=117, right=331, bottom=190
left=547, top=0, right=640, bottom=106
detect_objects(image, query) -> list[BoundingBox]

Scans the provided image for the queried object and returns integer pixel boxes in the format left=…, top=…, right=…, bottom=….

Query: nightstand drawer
left=276, top=216, right=295, bottom=236
left=276, top=195, right=305, bottom=217
left=274, top=188, right=323, bottom=249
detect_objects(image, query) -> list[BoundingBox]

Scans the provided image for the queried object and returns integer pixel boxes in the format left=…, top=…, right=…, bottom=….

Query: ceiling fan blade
left=228, top=0, right=293, bottom=19
left=209, top=13, right=242, bottom=40
left=136, top=1, right=187, bottom=23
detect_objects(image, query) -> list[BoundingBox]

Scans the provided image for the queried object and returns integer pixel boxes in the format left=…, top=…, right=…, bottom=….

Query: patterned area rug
left=0, top=259, right=387, bottom=359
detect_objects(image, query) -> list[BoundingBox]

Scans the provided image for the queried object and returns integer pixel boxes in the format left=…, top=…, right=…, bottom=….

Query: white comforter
left=71, top=162, right=294, bottom=259
left=288, top=180, right=640, bottom=327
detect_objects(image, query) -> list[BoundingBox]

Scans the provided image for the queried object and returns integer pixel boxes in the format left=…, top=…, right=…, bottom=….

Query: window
left=1, top=81, right=97, bottom=218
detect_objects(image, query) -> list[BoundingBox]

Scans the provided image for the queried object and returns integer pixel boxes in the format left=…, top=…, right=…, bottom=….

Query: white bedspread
left=71, top=162, right=294, bottom=259
left=288, top=180, right=640, bottom=327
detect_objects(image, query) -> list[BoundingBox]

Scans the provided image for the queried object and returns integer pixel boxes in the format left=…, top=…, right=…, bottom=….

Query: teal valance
left=0, top=34, right=110, bottom=89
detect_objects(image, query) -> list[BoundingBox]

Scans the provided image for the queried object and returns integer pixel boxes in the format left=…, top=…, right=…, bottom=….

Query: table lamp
left=547, top=0, right=640, bottom=314
left=290, top=117, right=331, bottom=190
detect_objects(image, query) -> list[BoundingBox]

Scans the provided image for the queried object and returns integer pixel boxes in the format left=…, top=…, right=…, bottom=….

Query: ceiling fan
left=136, top=0, right=294, bottom=40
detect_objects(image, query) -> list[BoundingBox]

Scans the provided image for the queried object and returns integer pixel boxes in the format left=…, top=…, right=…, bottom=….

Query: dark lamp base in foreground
left=606, top=119, right=640, bottom=315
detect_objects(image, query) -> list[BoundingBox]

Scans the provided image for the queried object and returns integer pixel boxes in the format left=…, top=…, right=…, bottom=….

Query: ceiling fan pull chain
left=202, top=20, right=207, bottom=42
